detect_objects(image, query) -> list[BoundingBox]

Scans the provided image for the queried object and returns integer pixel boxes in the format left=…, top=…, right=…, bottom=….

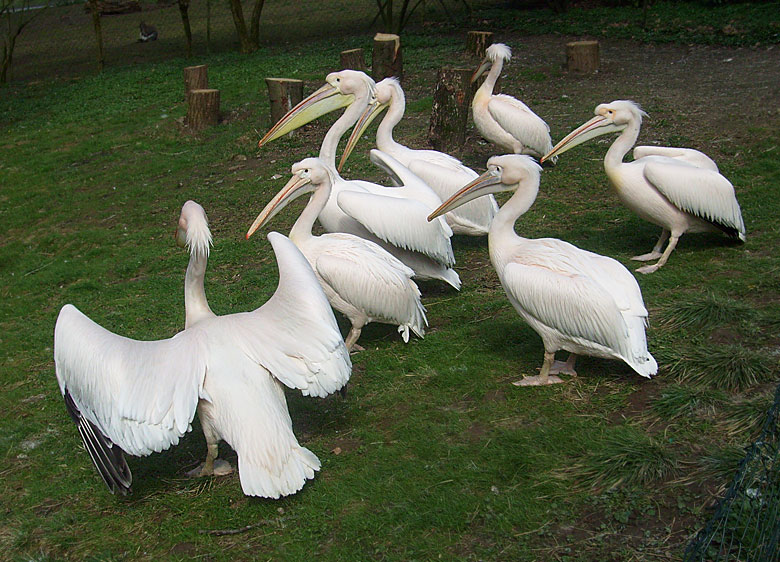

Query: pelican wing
left=336, top=190, right=456, bottom=267
left=368, top=149, right=446, bottom=210
left=54, top=304, right=207, bottom=458
left=644, top=161, right=746, bottom=239
left=315, top=234, right=427, bottom=332
left=228, top=232, right=351, bottom=398
left=486, top=95, right=553, bottom=156
left=502, top=260, right=632, bottom=358
left=633, top=146, right=718, bottom=171
left=201, top=350, right=320, bottom=498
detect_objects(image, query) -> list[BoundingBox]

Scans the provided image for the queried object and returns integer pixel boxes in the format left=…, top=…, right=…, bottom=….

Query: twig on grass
left=199, top=517, right=287, bottom=536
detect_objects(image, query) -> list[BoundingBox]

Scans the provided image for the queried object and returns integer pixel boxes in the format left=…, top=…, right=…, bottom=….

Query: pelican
left=258, top=70, right=460, bottom=289
left=339, top=77, right=498, bottom=236
left=471, top=43, right=554, bottom=159
left=246, top=158, right=427, bottom=351
left=54, top=201, right=351, bottom=498
left=542, top=100, right=746, bottom=274
left=429, top=155, right=657, bottom=386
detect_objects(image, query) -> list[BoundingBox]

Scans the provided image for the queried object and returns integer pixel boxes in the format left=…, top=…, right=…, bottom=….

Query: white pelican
left=54, top=201, right=351, bottom=498
left=429, top=155, right=657, bottom=386
left=246, top=157, right=427, bottom=351
left=542, top=100, right=746, bottom=274
left=258, top=70, right=461, bottom=289
left=471, top=43, right=554, bottom=159
left=339, top=77, right=498, bottom=236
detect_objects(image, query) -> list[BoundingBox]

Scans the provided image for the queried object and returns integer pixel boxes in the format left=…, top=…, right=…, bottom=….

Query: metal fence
left=5, top=0, right=455, bottom=83
left=684, top=382, right=780, bottom=561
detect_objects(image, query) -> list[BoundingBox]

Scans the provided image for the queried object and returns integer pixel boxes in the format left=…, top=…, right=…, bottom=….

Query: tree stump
left=340, top=48, right=366, bottom=72
left=566, top=40, right=599, bottom=73
left=183, top=65, right=208, bottom=102
left=466, top=31, right=493, bottom=58
left=265, top=78, right=303, bottom=135
left=186, top=88, right=220, bottom=131
left=372, top=33, right=402, bottom=81
left=428, top=68, right=472, bottom=152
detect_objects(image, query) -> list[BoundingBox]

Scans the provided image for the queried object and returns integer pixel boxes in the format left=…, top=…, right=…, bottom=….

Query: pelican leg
left=187, top=406, right=233, bottom=478
left=636, top=233, right=680, bottom=275
left=512, top=351, right=565, bottom=387
left=344, top=325, right=365, bottom=353
left=632, top=229, right=669, bottom=262
left=549, top=353, right=578, bottom=377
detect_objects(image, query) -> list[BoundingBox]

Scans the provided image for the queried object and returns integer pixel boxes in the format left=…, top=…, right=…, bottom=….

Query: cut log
left=566, top=40, right=600, bottom=73
left=265, top=78, right=304, bottom=135
left=340, top=48, right=366, bottom=72
left=186, top=88, right=220, bottom=131
left=183, top=65, right=208, bottom=102
left=466, top=31, right=493, bottom=58
left=428, top=68, right=472, bottom=152
left=372, top=33, right=402, bottom=81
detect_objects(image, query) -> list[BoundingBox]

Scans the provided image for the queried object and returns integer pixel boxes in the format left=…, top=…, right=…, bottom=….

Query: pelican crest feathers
left=486, top=43, right=512, bottom=62
left=181, top=200, right=212, bottom=258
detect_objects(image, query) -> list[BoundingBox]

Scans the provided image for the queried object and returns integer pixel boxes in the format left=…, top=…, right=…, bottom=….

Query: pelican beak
left=471, top=59, right=492, bottom=83
left=246, top=175, right=313, bottom=239
left=338, top=99, right=389, bottom=172
left=257, top=83, right=355, bottom=148
left=541, top=114, right=624, bottom=163
left=428, top=169, right=503, bottom=221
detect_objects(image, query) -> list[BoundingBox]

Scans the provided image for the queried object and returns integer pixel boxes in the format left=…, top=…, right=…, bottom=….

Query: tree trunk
left=265, top=78, right=303, bottom=134
left=87, top=0, right=105, bottom=72
left=248, top=0, right=265, bottom=47
left=566, top=40, right=599, bottom=73
left=372, top=33, right=402, bottom=81
left=205, top=0, right=211, bottom=52
left=227, top=0, right=255, bottom=53
left=183, top=64, right=208, bottom=101
left=177, top=0, right=193, bottom=57
left=340, top=48, right=366, bottom=72
left=466, top=31, right=492, bottom=58
left=428, top=68, right=471, bottom=152
left=186, top=89, right=220, bottom=131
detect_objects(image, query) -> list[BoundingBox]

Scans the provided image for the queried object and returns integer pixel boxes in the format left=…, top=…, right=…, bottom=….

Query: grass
left=665, top=345, right=777, bottom=391
left=563, top=425, right=680, bottom=491
left=1, top=1, right=780, bottom=560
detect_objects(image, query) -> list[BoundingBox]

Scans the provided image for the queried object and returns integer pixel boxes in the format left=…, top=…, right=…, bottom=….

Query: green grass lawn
left=2, top=1, right=780, bottom=560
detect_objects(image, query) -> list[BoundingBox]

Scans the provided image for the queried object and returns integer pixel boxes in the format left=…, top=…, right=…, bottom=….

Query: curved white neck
left=184, top=251, right=214, bottom=328
left=289, top=181, right=331, bottom=243
left=320, top=92, right=369, bottom=168
left=480, top=57, right=503, bottom=96
left=375, top=88, right=405, bottom=154
left=605, top=119, right=641, bottom=172
left=488, top=180, right=537, bottom=248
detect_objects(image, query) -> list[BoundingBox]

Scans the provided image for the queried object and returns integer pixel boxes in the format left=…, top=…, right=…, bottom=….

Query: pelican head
left=542, top=100, right=647, bottom=162
left=257, top=70, right=376, bottom=148
left=429, top=155, right=541, bottom=220
left=246, top=158, right=328, bottom=239
left=176, top=200, right=212, bottom=257
left=338, top=77, right=400, bottom=171
left=471, top=42, right=512, bottom=83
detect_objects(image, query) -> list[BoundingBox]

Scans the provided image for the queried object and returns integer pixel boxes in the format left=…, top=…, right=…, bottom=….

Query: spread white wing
left=200, top=347, right=320, bottom=498
left=229, top=231, right=352, bottom=398
left=54, top=304, right=207, bottom=458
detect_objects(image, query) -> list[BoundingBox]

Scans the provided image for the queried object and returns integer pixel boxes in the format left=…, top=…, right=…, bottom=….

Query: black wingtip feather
left=64, top=389, right=133, bottom=495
